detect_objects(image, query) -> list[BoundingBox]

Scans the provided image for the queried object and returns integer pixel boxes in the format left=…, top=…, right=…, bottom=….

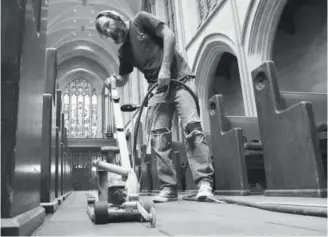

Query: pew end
left=209, top=94, right=266, bottom=195
left=251, top=61, right=327, bottom=198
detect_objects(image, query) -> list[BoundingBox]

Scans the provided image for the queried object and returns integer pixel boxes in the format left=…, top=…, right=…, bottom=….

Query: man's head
left=95, top=10, right=128, bottom=44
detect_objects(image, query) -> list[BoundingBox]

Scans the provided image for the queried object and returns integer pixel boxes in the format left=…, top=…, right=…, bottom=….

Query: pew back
left=228, top=116, right=261, bottom=141
left=281, top=91, right=327, bottom=124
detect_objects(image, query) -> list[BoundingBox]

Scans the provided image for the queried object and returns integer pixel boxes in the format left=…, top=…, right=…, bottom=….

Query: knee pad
left=151, top=128, right=172, bottom=151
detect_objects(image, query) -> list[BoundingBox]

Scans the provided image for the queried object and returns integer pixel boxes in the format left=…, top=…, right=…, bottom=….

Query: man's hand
left=158, top=66, right=171, bottom=89
left=104, top=75, right=117, bottom=89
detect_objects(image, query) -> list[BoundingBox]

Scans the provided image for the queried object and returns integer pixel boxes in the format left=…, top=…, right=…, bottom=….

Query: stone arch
left=271, top=0, right=327, bottom=93
left=240, top=0, right=257, bottom=46
left=54, top=36, right=117, bottom=59
left=47, top=16, right=96, bottom=35
left=247, top=0, right=288, bottom=65
left=248, top=0, right=327, bottom=92
left=47, top=4, right=132, bottom=31
left=193, top=33, right=238, bottom=140
left=56, top=40, right=118, bottom=76
left=58, top=56, right=108, bottom=82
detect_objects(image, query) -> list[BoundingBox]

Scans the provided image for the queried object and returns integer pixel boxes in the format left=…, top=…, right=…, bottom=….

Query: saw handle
left=120, top=104, right=140, bottom=112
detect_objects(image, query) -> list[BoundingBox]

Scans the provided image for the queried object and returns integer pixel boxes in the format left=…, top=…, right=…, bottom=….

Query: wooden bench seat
left=251, top=61, right=327, bottom=198
left=208, top=95, right=266, bottom=195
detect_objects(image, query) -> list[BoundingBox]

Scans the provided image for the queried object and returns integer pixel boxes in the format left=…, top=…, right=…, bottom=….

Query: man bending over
left=95, top=10, right=214, bottom=202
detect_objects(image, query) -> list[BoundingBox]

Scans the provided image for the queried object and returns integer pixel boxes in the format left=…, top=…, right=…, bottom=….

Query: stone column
left=104, top=93, right=109, bottom=135
left=230, top=0, right=257, bottom=116
left=97, top=94, right=103, bottom=138
left=108, top=94, right=114, bottom=135
left=110, top=96, right=116, bottom=138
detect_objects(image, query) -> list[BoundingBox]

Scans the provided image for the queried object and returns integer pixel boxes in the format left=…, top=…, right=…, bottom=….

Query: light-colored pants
left=147, top=78, right=214, bottom=188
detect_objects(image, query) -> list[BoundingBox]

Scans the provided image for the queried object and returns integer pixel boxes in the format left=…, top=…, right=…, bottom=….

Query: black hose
left=132, top=78, right=200, bottom=171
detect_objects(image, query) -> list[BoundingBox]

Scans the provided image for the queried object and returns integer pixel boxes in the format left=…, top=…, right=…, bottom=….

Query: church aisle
left=32, top=191, right=164, bottom=236
left=32, top=191, right=327, bottom=236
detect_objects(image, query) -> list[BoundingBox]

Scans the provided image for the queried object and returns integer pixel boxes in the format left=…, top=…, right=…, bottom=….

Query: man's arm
left=156, top=23, right=176, bottom=76
left=116, top=41, right=133, bottom=87
left=105, top=74, right=129, bottom=89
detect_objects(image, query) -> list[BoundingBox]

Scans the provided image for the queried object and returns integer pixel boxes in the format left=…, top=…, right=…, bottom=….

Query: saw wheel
left=94, top=201, right=109, bottom=224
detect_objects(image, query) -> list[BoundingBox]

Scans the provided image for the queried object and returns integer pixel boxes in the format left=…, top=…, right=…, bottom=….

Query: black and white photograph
left=1, top=0, right=327, bottom=236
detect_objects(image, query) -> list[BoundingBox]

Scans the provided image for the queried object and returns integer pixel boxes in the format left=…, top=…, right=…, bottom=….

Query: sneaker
left=196, top=181, right=214, bottom=201
left=153, top=187, right=178, bottom=203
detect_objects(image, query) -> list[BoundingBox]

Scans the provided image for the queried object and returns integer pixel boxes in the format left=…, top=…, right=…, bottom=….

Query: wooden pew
left=281, top=92, right=327, bottom=124
left=40, top=48, right=59, bottom=212
left=1, top=1, right=48, bottom=235
left=176, top=120, right=197, bottom=192
left=281, top=91, right=327, bottom=176
left=57, top=101, right=72, bottom=203
left=62, top=127, right=73, bottom=197
left=60, top=113, right=65, bottom=197
left=149, top=146, right=161, bottom=193
left=251, top=61, right=327, bottom=198
left=171, top=141, right=193, bottom=192
left=136, top=124, right=154, bottom=194
left=208, top=95, right=266, bottom=195
left=55, top=85, right=63, bottom=204
left=40, top=94, right=57, bottom=212
left=138, top=145, right=153, bottom=193
left=146, top=133, right=188, bottom=193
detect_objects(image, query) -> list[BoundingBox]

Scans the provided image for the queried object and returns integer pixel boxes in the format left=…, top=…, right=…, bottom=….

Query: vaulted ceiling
left=47, top=0, right=142, bottom=86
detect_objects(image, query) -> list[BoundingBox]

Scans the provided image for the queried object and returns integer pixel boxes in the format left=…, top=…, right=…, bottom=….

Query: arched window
left=63, top=79, right=98, bottom=138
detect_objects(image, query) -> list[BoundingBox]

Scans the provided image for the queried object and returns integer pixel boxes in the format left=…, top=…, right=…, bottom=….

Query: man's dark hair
left=95, top=10, right=124, bottom=35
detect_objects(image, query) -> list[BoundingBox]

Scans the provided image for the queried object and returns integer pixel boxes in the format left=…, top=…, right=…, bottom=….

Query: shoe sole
left=197, top=193, right=214, bottom=201
left=153, top=197, right=178, bottom=203
left=197, top=195, right=207, bottom=201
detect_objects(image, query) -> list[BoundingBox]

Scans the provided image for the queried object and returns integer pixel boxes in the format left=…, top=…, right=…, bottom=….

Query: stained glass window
left=63, top=79, right=98, bottom=138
